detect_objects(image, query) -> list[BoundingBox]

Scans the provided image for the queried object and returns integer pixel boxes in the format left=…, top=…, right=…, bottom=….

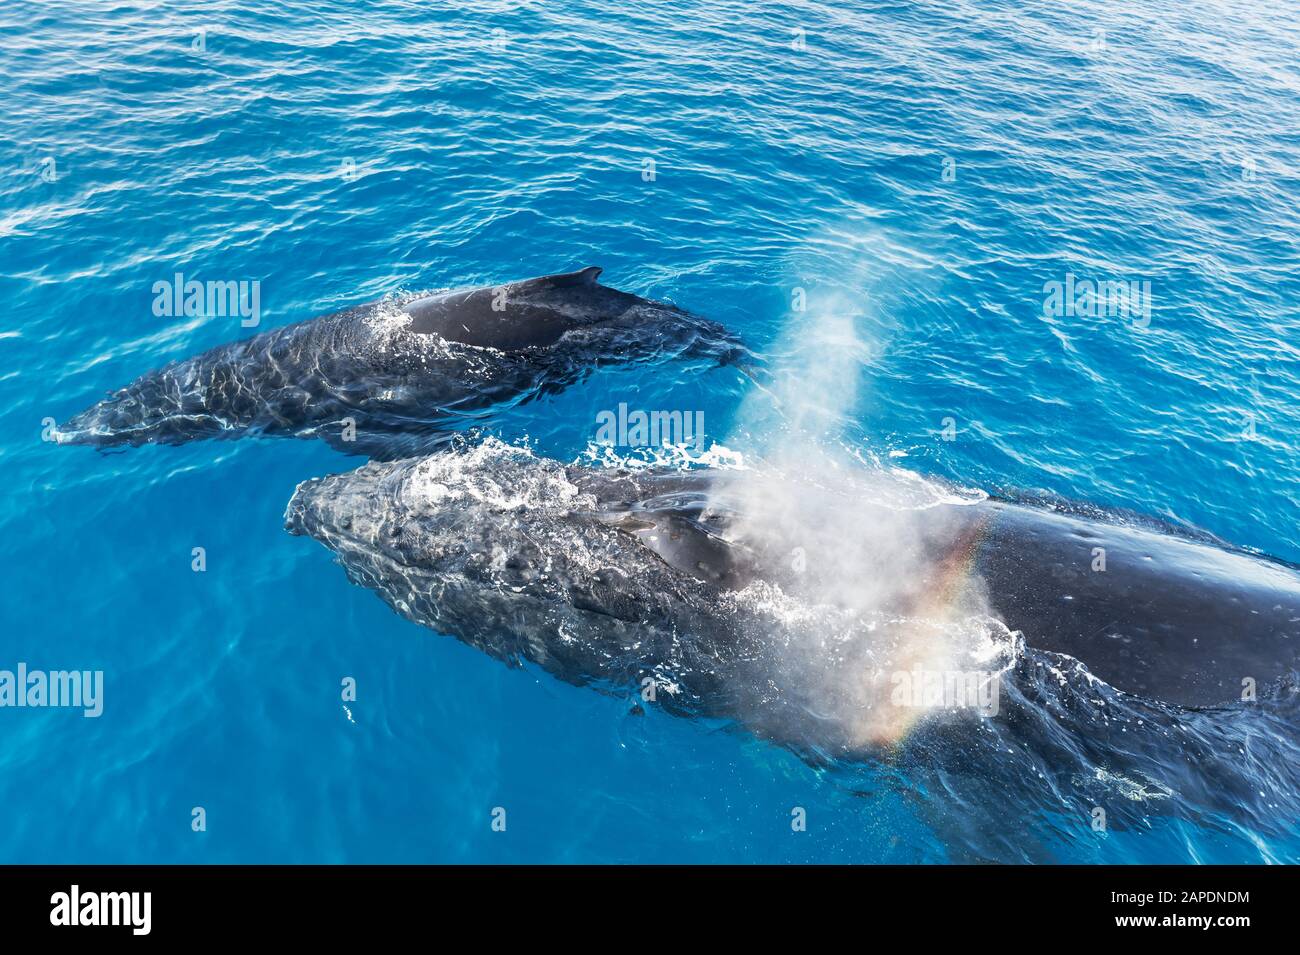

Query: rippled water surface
left=2, top=0, right=1298, bottom=862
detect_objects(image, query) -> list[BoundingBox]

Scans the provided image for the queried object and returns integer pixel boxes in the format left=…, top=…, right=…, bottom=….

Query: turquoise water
left=2, top=0, right=1299, bottom=862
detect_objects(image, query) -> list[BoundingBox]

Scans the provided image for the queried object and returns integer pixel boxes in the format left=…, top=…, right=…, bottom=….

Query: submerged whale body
left=57, top=268, right=748, bottom=456
left=285, top=443, right=1300, bottom=752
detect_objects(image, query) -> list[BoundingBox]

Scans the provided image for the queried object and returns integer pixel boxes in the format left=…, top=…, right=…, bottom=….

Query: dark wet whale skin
left=973, top=499, right=1300, bottom=706
left=285, top=448, right=1300, bottom=726
left=58, top=267, right=747, bottom=456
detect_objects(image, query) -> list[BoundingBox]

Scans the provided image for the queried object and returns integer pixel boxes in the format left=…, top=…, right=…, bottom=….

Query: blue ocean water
left=2, top=0, right=1299, bottom=863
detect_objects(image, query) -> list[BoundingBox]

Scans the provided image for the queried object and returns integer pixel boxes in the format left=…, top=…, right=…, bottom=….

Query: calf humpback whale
left=57, top=267, right=748, bottom=456
left=285, top=443, right=1300, bottom=752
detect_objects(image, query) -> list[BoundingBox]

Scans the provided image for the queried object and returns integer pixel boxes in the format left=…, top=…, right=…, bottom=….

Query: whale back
left=571, top=468, right=759, bottom=591
left=402, top=266, right=641, bottom=350
left=586, top=470, right=1300, bottom=707
left=971, top=499, right=1300, bottom=706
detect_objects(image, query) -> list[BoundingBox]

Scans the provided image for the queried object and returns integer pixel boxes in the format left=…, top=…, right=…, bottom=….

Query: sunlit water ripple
left=1, top=0, right=1297, bottom=862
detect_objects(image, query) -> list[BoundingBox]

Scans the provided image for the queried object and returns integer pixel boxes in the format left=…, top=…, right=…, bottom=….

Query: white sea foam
left=1079, top=767, right=1174, bottom=803
left=402, top=436, right=592, bottom=513
left=576, top=438, right=748, bottom=472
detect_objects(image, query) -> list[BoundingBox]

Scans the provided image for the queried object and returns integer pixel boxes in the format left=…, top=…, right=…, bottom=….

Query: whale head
left=283, top=441, right=729, bottom=689
left=55, top=374, right=234, bottom=448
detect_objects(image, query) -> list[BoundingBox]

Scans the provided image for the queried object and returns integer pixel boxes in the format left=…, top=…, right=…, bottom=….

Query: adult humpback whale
left=284, top=442, right=1300, bottom=753
left=57, top=267, right=748, bottom=456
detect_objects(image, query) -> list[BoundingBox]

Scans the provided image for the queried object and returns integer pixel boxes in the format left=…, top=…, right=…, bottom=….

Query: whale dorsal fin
left=508, top=266, right=603, bottom=293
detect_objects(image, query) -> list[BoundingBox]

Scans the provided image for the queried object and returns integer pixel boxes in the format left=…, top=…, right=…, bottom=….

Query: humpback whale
left=289, top=446, right=1300, bottom=753
left=57, top=268, right=748, bottom=456
left=285, top=442, right=1300, bottom=752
